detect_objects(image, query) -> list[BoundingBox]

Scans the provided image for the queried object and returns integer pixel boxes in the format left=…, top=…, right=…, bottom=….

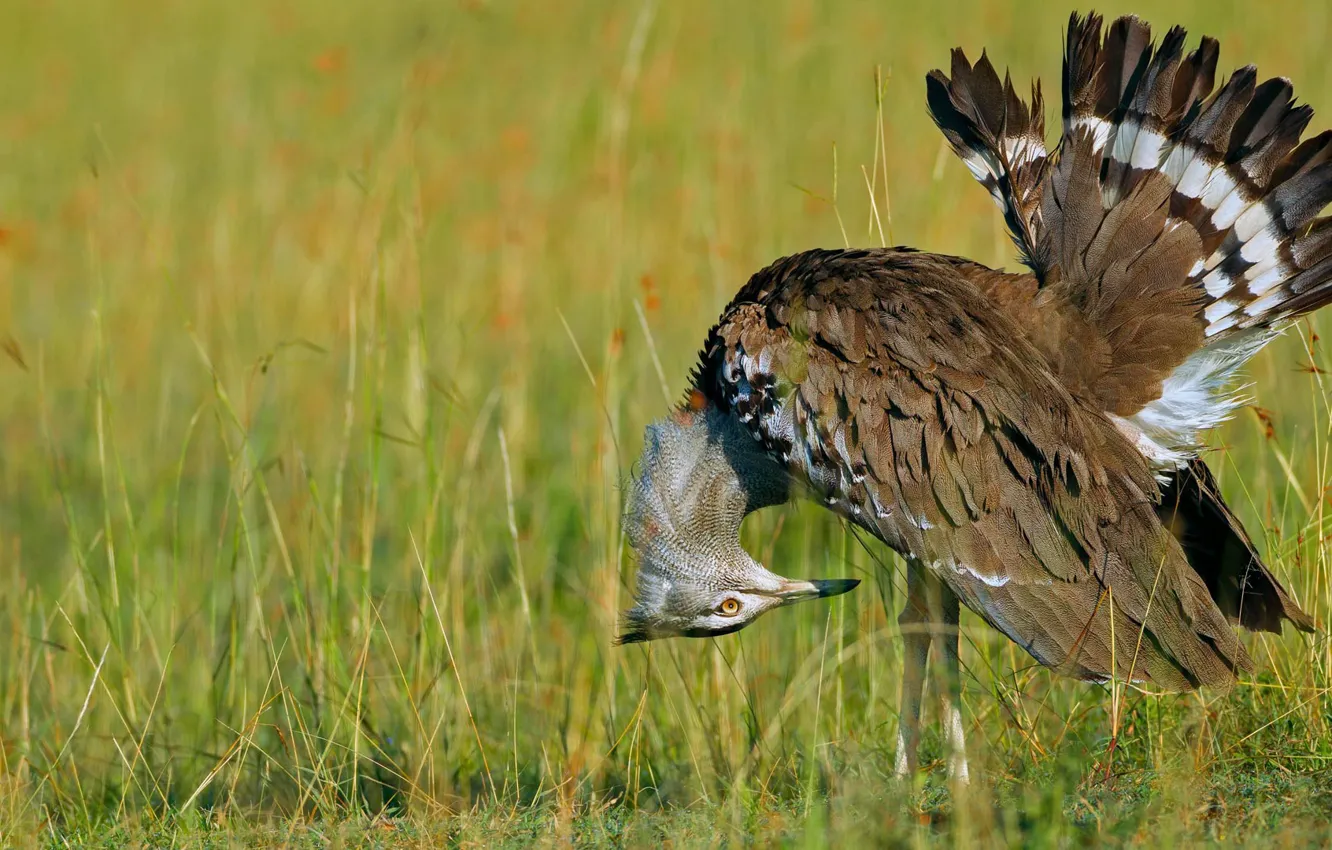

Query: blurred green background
left=2, top=0, right=1331, bottom=845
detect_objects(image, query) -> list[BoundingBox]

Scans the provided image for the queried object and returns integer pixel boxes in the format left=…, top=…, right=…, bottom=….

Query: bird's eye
left=718, top=598, right=741, bottom=616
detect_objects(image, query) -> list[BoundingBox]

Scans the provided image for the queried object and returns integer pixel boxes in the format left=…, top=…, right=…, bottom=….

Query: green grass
left=2, top=0, right=1332, bottom=845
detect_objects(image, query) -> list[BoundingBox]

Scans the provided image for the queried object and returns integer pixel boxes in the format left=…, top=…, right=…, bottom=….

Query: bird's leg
left=895, top=566, right=969, bottom=782
left=937, top=583, right=970, bottom=783
left=894, top=563, right=932, bottom=779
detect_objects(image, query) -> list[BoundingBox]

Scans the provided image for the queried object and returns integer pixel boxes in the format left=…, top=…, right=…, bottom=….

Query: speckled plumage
left=696, top=246, right=1309, bottom=689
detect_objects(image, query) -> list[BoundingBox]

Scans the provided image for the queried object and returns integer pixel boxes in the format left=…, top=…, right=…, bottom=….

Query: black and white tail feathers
left=930, top=12, right=1332, bottom=468
left=1059, top=13, right=1332, bottom=339
left=927, top=52, right=1051, bottom=278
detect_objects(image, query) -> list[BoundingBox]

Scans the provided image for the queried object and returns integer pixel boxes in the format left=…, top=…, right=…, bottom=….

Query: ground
left=1, top=0, right=1331, bottom=846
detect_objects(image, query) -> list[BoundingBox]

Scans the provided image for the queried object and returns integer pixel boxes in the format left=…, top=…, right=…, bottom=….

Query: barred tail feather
left=927, top=50, right=1050, bottom=278
left=1061, top=12, right=1332, bottom=339
left=934, top=13, right=1332, bottom=463
left=1045, top=12, right=1332, bottom=465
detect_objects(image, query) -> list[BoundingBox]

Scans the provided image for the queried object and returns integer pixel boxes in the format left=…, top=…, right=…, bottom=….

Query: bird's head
left=615, top=400, right=859, bottom=644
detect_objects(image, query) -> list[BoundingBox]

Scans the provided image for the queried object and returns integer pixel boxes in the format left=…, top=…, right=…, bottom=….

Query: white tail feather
left=1120, top=329, right=1279, bottom=472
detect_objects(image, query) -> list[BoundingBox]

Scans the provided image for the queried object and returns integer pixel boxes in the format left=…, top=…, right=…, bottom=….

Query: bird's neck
left=625, top=403, right=789, bottom=559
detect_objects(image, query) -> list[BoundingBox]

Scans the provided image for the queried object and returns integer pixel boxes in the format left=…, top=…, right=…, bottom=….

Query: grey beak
left=775, top=577, right=861, bottom=603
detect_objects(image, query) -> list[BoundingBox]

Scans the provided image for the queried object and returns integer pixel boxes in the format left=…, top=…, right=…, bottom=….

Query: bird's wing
left=699, top=248, right=1251, bottom=690
left=933, top=14, right=1332, bottom=467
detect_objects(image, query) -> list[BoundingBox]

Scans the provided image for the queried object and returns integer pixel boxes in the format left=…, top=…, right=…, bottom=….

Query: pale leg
left=894, top=563, right=932, bottom=779
left=938, top=586, right=970, bottom=782
left=895, top=565, right=969, bottom=781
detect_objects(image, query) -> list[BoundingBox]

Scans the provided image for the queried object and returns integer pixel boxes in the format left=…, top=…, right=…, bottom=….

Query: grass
left=2, top=0, right=1332, bottom=845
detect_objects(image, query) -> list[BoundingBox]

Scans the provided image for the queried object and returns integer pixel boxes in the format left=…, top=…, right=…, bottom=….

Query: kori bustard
left=616, top=12, right=1319, bottom=780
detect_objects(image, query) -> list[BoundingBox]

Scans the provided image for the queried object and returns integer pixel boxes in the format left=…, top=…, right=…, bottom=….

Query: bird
left=615, top=11, right=1321, bottom=781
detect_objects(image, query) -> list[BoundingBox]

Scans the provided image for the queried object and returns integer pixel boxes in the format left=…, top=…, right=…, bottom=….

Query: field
left=3, top=0, right=1332, bottom=846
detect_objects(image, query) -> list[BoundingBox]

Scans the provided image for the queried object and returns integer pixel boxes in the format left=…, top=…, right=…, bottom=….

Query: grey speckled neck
left=619, top=404, right=791, bottom=638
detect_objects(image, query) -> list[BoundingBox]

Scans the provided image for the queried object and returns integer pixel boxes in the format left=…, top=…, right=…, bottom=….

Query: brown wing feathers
left=1042, top=133, right=1206, bottom=417
left=701, top=250, right=1256, bottom=690
left=935, top=13, right=1319, bottom=665
left=677, top=13, right=1324, bottom=693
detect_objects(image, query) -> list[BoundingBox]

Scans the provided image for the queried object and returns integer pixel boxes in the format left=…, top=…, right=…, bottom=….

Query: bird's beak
left=774, top=577, right=861, bottom=604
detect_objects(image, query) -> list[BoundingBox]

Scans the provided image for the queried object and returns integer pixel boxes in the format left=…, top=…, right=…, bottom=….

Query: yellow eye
left=718, top=598, right=741, bottom=616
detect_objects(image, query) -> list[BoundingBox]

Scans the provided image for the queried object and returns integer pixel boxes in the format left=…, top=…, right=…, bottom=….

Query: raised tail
left=1052, top=11, right=1332, bottom=466
left=933, top=12, right=1332, bottom=468
left=1060, top=12, right=1332, bottom=341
